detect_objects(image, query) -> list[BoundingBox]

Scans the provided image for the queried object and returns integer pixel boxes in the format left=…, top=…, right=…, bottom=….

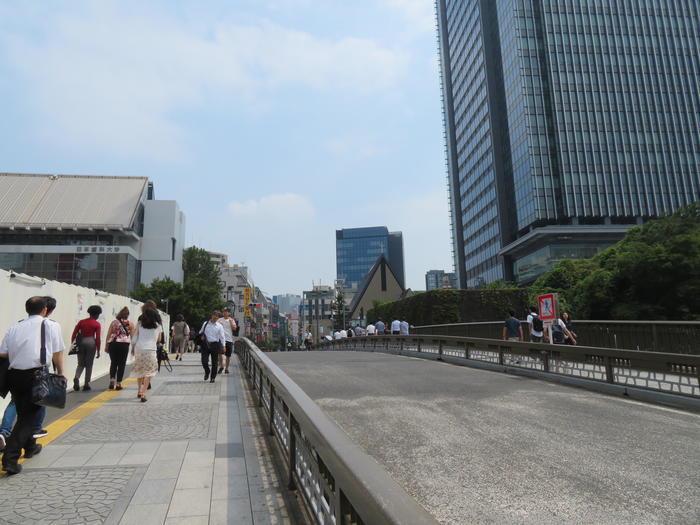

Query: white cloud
left=228, top=193, right=315, bottom=221
left=1, top=4, right=407, bottom=160
left=383, top=0, right=435, bottom=35
left=325, top=136, right=379, bottom=158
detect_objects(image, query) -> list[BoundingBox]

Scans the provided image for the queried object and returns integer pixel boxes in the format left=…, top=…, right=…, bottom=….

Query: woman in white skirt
left=130, top=307, right=162, bottom=402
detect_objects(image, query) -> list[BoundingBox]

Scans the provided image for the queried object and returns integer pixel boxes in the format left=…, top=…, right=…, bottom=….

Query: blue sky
left=0, top=0, right=452, bottom=295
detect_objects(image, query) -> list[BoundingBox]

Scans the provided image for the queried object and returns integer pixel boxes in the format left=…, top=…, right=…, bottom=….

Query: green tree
left=181, top=246, right=225, bottom=328
left=332, top=289, right=349, bottom=330
left=532, top=202, right=700, bottom=320
left=132, top=246, right=224, bottom=329
left=131, top=277, right=184, bottom=316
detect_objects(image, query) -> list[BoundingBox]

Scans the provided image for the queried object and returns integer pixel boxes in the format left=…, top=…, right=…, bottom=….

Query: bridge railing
left=235, top=338, right=438, bottom=525
left=412, top=320, right=700, bottom=354
left=315, top=335, right=700, bottom=399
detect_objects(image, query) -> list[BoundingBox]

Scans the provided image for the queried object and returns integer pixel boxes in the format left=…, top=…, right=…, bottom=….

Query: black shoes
left=32, top=429, right=48, bottom=439
left=209, top=378, right=215, bottom=383
left=73, top=378, right=80, bottom=392
left=82, top=384, right=91, bottom=392
left=204, top=373, right=209, bottom=381
left=24, top=443, right=42, bottom=458
left=217, top=367, right=224, bottom=373
left=2, top=462, right=21, bottom=475
left=224, top=369, right=229, bottom=374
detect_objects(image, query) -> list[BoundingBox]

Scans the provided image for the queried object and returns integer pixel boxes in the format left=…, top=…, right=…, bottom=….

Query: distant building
left=301, top=285, right=334, bottom=343
left=425, top=270, right=458, bottom=291
left=336, top=227, right=405, bottom=295
left=349, top=255, right=405, bottom=325
left=273, top=293, right=302, bottom=315
left=0, top=173, right=185, bottom=296
left=218, top=263, right=253, bottom=330
left=208, top=251, right=229, bottom=269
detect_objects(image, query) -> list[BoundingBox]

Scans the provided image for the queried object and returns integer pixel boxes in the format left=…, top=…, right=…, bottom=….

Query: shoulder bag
left=32, top=321, right=68, bottom=409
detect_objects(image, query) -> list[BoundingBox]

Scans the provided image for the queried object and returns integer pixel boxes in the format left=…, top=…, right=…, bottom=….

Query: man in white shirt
left=391, top=319, right=401, bottom=335
left=526, top=306, right=544, bottom=342
left=339, top=329, right=347, bottom=338
left=366, top=323, right=376, bottom=335
left=200, top=311, right=226, bottom=383
left=333, top=331, right=341, bottom=340
left=399, top=320, right=409, bottom=335
left=0, top=296, right=65, bottom=474
left=217, top=308, right=237, bottom=375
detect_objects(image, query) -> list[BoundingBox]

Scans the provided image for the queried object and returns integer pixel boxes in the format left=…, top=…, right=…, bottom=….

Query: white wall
left=140, top=200, right=185, bottom=285
left=0, top=268, right=170, bottom=413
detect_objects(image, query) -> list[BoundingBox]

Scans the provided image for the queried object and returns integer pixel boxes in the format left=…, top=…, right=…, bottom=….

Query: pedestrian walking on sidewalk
left=171, top=314, right=189, bottom=361
left=390, top=318, right=401, bottom=335
left=526, top=306, right=544, bottom=343
left=503, top=310, right=524, bottom=342
left=71, top=305, right=102, bottom=392
left=199, top=311, right=225, bottom=383
left=0, top=296, right=66, bottom=475
left=217, top=308, right=237, bottom=374
left=0, top=296, right=62, bottom=451
left=105, top=307, right=133, bottom=391
left=130, top=308, right=162, bottom=402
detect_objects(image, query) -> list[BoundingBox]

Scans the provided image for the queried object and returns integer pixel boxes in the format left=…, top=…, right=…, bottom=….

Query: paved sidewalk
left=0, top=354, right=297, bottom=525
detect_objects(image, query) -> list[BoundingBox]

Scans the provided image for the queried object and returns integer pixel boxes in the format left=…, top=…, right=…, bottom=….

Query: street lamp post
left=161, top=298, right=169, bottom=314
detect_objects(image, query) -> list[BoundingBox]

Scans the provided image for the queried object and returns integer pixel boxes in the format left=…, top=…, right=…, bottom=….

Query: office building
left=437, top=0, right=700, bottom=287
left=301, top=284, right=334, bottom=343
left=273, top=293, right=302, bottom=315
left=0, top=173, right=185, bottom=295
left=336, top=227, right=405, bottom=293
left=425, top=269, right=457, bottom=290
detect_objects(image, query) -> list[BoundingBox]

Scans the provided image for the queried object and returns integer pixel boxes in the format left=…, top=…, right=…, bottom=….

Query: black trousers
left=3, top=369, right=40, bottom=465
left=201, top=342, right=221, bottom=380
left=75, top=337, right=97, bottom=384
left=108, top=342, right=129, bottom=382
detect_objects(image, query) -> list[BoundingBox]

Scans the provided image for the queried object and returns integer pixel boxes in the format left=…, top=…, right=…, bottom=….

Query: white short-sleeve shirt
left=217, top=317, right=237, bottom=342
left=133, top=323, right=163, bottom=353
left=0, top=315, right=63, bottom=369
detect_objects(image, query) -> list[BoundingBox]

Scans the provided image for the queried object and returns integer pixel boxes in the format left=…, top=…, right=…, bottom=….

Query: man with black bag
left=0, top=296, right=65, bottom=474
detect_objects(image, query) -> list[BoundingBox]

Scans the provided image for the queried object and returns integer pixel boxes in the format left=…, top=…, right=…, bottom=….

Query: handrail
left=236, top=338, right=438, bottom=525
left=315, top=335, right=700, bottom=399
left=411, top=320, right=700, bottom=354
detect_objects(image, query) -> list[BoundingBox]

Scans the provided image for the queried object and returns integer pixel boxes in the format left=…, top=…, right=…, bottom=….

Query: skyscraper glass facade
left=336, top=227, right=405, bottom=291
left=438, top=0, right=700, bottom=287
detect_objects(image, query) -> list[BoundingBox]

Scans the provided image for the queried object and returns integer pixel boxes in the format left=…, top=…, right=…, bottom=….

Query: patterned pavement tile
left=157, top=380, right=222, bottom=396
left=55, top=402, right=217, bottom=443
left=0, top=467, right=140, bottom=524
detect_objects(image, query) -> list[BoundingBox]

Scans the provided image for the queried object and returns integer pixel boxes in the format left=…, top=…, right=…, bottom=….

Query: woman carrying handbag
left=105, top=307, right=133, bottom=390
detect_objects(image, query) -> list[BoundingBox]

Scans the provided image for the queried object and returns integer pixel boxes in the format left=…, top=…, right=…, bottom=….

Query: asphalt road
left=268, top=351, right=700, bottom=525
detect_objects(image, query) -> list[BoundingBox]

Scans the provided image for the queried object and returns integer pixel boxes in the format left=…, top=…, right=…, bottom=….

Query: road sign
left=537, top=293, right=557, bottom=321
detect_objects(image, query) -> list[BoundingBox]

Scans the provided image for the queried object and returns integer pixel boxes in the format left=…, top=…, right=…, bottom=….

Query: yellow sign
left=244, top=306, right=252, bottom=318
left=244, top=287, right=251, bottom=304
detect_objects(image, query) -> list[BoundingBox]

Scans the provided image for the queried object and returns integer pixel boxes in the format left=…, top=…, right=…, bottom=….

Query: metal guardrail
left=412, top=320, right=700, bottom=354
left=235, top=338, right=438, bottom=525
left=316, top=335, right=700, bottom=398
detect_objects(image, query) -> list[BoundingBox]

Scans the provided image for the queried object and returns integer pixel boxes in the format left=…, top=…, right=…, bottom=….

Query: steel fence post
left=287, top=415, right=297, bottom=490
left=269, top=385, right=275, bottom=436
left=605, top=356, right=615, bottom=384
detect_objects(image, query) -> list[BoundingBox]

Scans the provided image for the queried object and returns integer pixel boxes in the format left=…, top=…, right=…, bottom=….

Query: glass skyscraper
left=336, top=227, right=405, bottom=292
left=437, top=0, right=700, bottom=287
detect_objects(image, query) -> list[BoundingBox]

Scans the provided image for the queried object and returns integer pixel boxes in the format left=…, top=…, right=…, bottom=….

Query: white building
left=0, top=173, right=185, bottom=295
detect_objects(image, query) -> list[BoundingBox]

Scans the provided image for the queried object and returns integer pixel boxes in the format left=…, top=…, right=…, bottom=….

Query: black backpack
left=531, top=314, right=544, bottom=332
left=551, top=321, right=564, bottom=343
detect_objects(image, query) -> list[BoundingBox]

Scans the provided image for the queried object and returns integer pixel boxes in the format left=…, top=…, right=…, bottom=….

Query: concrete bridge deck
left=0, top=354, right=302, bottom=525
left=268, top=351, right=700, bottom=525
